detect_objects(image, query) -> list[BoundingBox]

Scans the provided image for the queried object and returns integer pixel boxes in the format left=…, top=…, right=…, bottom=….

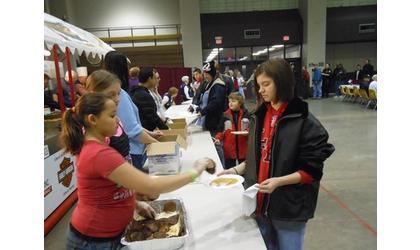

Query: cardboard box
left=157, top=135, right=188, bottom=149
left=163, top=120, right=188, bottom=140
left=146, top=135, right=187, bottom=175
left=171, top=118, right=187, bottom=125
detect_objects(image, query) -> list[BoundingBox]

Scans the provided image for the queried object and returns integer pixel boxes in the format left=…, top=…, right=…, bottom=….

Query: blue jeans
left=66, top=226, right=123, bottom=250
left=335, top=80, right=344, bottom=96
left=256, top=216, right=306, bottom=250
left=312, top=80, right=322, bottom=98
left=131, top=154, right=148, bottom=173
left=239, top=86, right=245, bottom=98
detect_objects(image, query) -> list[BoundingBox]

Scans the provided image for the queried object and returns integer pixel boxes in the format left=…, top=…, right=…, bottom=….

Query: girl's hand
left=258, top=178, right=282, bottom=194
left=151, top=130, right=164, bottom=139
left=193, top=157, right=215, bottom=175
left=136, top=201, right=157, bottom=219
left=214, top=139, right=221, bottom=145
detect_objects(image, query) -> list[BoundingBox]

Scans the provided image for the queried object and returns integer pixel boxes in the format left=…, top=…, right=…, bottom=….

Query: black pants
left=322, top=79, right=330, bottom=97
left=224, top=158, right=245, bottom=169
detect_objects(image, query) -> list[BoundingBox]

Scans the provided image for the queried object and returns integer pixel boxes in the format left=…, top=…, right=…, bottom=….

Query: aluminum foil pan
left=121, top=197, right=190, bottom=250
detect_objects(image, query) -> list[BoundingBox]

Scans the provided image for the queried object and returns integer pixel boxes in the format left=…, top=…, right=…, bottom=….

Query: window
left=285, top=45, right=301, bottom=59
left=252, top=46, right=269, bottom=61
left=236, top=47, right=251, bottom=62
left=268, top=44, right=285, bottom=59
left=219, top=48, right=235, bottom=63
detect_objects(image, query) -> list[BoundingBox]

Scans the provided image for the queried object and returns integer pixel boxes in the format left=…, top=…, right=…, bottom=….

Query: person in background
left=353, top=64, right=362, bottom=84
left=359, top=74, right=371, bottom=96
left=162, top=87, right=178, bottom=110
left=362, top=59, right=374, bottom=78
left=290, top=63, right=301, bottom=99
left=104, top=50, right=130, bottom=92
left=301, top=65, right=310, bottom=99
left=44, top=72, right=60, bottom=111
left=235, top=69, right=245, bottom=99
left=65, top=70, right=79, bottom=94
left=104, top=51, right=162, bottom=170
left=369, top=74, right=377, bottom=94
left=180, top=75, right=194, bottom=102
left=312, top=66, right=322, bottom=99
left=192, top=68, right=203, bottom=92
left=128, top=66, right=140, bottom=92
left=149, top=70, right=169, bottom=123
left=61, top=92, right=214, bottom=250
left=193, top=68, right=208, bottom=106
left=75, top=66, right=88, bottom=97
left=214, top=92, right=250, bottom=169
left=321, top=63, right=332, bottom=98
left=333, top=63, right=346, bottom=98
left=55, top=70, right=76, bottom=107
left=229, top=70, right=240, bottom=92
left=196, top=60, right=227, bottom=137
left=131, top=67, right=169, bottom=131
left=216, top=62, right=234, bottom=110
left=86, top=69, right=162, bottom=171
left=218, top=58, right=335, bottom=250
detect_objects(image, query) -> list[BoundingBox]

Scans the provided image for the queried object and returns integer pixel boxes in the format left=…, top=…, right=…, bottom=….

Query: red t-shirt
left=71, top=140, right=135, bottom=238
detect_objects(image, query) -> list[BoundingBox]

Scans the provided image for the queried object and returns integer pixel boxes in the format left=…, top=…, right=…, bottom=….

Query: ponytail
left=61, top=108, right=84, bottom=155
left=60, top=92, right=110, bottom=155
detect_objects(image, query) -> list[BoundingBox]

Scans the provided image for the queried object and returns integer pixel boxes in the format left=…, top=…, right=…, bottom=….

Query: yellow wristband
left=187, top=169, right=199, bottom=182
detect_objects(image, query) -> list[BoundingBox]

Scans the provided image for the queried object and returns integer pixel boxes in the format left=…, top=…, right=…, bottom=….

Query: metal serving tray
left=121, top=197, right=190, bottom=250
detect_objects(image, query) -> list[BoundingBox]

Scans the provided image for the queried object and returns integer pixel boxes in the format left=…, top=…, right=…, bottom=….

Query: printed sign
left=44, top=149, right=77, bottom=220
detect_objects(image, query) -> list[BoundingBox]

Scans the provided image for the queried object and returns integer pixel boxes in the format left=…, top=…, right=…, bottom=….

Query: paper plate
left=208, top=174, right=244, bottom=189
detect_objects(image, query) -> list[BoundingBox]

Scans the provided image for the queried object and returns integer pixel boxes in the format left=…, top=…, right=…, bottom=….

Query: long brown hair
left=85, top=69, right=121, bottom=92
left=60, top=92, right=111, bottom=155
left=254, top=59, right=295, bottom=107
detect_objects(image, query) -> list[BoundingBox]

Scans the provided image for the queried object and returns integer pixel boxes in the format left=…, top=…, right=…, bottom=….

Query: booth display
left=44, top=13, right=114, bottom=235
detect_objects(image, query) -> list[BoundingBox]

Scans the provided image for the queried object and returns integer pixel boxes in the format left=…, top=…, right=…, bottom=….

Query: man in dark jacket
left=353, top=64, right=362, bottom=84
left=130, top=67, right=169, bottom=131
left=195, top=61, right=227, bottom=136
left=333, top=63, right=346, bottom=97
left=218, top=59, right=334, bottom=250
left=362, top=59, right=374, bottom=78
left=322, top=63, right=333, bottom=98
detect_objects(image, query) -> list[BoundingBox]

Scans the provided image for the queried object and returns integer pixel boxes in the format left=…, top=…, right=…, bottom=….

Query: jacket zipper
left=263, top=113, right=302, bottom=217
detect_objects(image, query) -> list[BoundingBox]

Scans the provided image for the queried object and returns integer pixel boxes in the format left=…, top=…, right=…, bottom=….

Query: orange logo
left=57, top=157, right=74, bottom=188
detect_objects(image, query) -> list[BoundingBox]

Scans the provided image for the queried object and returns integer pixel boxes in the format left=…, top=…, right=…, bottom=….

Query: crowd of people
left=292, top=59, right=377, bottom=100
left=44, top=51, right=340, bottom=249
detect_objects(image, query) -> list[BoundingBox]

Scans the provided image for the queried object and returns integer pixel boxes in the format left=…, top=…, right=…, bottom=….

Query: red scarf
left=256, top=102, right=288, bottom=216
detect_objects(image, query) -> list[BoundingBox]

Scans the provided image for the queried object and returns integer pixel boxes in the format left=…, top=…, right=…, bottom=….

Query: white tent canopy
left=44, top=13, right=114, bottom=58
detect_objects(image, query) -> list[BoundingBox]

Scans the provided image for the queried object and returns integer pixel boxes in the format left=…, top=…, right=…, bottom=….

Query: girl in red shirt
left=61, top=92, right=214, bottom=250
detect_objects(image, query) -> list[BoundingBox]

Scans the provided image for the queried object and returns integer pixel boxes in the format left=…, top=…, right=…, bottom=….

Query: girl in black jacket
left=219, top=59, right=335, bottom=250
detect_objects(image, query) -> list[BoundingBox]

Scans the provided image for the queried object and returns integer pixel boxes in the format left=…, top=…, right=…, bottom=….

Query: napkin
left=242, top=184, right=259, bottom=216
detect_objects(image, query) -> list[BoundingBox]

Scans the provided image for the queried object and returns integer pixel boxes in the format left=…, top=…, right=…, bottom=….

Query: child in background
left=162, top=87, right=178, bottom=110
left=215, top=92, right=250, bottom=169
left=61, top=92, right=213, bottom=249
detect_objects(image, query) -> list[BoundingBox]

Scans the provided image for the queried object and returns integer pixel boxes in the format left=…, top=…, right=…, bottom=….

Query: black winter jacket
left=198, top=76, right=227, bottom=133
left=243, top=98, right=335, bottom=221
left=130, top=85, right=169, bottom=131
